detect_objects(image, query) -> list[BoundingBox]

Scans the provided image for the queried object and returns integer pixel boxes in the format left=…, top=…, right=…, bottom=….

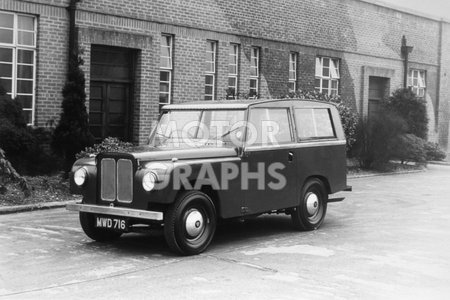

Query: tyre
left=291, top=178, right=328, bottom=231
left=79, top=212, right=122, bottom=242
left=164, top=191, right=217, bottom=255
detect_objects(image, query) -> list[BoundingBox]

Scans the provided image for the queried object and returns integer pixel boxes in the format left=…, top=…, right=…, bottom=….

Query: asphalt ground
left=1, top=164, right=449, bottom=299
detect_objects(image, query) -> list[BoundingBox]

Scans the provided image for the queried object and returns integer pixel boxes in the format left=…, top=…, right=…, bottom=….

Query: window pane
left=18, top=31, right=34, bottom=46
left=160, top=71, right=170, bottom=82
left=17, top=95, right=33, bottom=109
left=18, top=50, right=34, bottom=64
left=160, top=46, right=170, bottom=58
left=159, top=93, right=169, bottom=104
left=205, top=61, right=214, bottom=73
left=314, top=109, right=335, bottom=137
left=17, top=65, right=33, bottom=79
left=23, top=110, right=32, bottom=124
left=205, top=85, right=213, bottom=95
left=248, top=108, right=292, bottom=146
left=160, top=57, right=170, bottom=68
left=331, top=80, right=338, bottom=89
left=322, top=58, right=330, bottom=67
left=160, top=82, right=169, bottom=93
left=0, top=29, right=13, bottom=44
left=228, top=65, right=237, bottom=74
left=250, top=67, right=258, bottom=77
left=0, top=13, right=14, bottom=28
left=288, top=82, right=295, bottom=91
left=289, top=70, right=296, bottom=80
left=162, top=35, right=171, bottom=47
left=17, top=80, right=33, bottom=93
left=315, top=78, right=321, bottom=89
left=0, top=48, right=13, bottom=62
left=18, top=16, right=34, bottom=31
left=322, top=67, right=330, bottom=77
left=0, top=63, right=12, bottom=77
left=228, top=77, right=236, bottom=87
left=205, top=75, right=213, bottom=85
left=322, top=79, right=329, bottom=89
left=250, top=79, right=257, bottom=88
left=0, top=78, right=12, bottom=93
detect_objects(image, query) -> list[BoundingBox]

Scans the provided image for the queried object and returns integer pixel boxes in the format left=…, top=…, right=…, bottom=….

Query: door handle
left=288, top=151, right=294, bottom=162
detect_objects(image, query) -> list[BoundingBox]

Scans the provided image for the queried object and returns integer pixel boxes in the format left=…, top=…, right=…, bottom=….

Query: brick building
left=0, top=0, right=449, bottom=151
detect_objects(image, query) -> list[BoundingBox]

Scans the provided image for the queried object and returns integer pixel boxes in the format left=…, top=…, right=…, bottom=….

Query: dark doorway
left=368, top=77, right=390, bottom=119
left=89, top=45, right=135, bottom=142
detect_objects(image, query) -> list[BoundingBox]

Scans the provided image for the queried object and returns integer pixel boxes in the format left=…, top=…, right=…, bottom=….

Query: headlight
left=142, top=172, right=158, bottom=192
left=74, top=167, right=88, bottom=186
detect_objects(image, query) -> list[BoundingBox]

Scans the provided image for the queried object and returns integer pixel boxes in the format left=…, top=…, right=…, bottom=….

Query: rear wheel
left=164, top=191, right=217, bottom=255
left=292, top=178, right=328, bottom=230
left=79, top=212, right=122, bottom=242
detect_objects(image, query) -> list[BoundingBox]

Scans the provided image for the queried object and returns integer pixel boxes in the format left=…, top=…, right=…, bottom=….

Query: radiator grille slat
left=101, top=158, right=116, bottom=201
left=117, top=159, right=133, bottom=203
left=100, top=158, right=133, bottom=203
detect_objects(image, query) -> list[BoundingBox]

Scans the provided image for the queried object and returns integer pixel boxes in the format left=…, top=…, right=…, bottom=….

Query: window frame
left=294, top=108, right=336, bottom=141
left=289, top=52, right=298, bottom=93
left=408, top=69, right=426, bottom=98
left=249, top=47, right=260, bottom=98
left=159, top=34, right=173, bottom=110
left=205, top=40, right=217, bottom=101
left=0, top=11, right=37, bottom=125
left=227, top=43, right=239, bottom=99
left=315, top=57, right=340, bottom=96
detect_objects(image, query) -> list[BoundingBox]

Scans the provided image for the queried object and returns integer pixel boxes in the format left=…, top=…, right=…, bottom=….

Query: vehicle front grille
left=100, top=158, right=133, bottom=203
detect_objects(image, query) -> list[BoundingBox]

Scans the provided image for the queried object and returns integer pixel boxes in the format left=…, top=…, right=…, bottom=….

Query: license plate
left=96, top=216, right=128, bottom=231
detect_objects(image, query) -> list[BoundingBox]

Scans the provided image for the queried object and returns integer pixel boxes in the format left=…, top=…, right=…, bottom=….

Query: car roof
left=162, top=99, right=335, bottom=110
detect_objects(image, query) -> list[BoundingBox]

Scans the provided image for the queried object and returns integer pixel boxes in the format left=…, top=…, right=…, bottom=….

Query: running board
left=327, top=197, right=345, bottom=203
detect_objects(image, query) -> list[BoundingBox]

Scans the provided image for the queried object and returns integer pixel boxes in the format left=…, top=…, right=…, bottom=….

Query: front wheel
left=164, top=191, right=217, bottom=255
left=79, top=212, right=122, bottom=242
left=291, top=178, right=328, bottom=231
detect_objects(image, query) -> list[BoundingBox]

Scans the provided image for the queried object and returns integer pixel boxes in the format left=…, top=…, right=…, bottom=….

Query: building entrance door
left=368, top=76, right=389, bottom=119
left=89, top=46, right=135, bottom=142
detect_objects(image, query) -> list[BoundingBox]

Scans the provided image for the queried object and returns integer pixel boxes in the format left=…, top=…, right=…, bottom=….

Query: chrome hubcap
left=306, top=193, right=319, bottom=216
left=185, top=209, right=204, bottom=238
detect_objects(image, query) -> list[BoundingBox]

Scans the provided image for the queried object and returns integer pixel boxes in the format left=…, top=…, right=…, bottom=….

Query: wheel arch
left=303, top=175, right=331, bottom=195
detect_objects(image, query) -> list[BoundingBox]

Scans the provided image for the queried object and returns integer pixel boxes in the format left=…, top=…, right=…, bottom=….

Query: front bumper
left=66, top=203, right=164, bottom=221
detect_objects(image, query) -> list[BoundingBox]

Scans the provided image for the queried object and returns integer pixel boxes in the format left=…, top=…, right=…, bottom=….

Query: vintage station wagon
left=67, top=99, right=351, bottom=255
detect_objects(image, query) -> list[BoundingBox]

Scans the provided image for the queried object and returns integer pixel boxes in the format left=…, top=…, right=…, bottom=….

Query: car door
left=240, top=106, right=298, bottom=215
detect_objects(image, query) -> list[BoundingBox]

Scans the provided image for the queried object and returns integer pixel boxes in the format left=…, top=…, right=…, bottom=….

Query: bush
left=390, top=134, right=426, bottom=164
left=424, top=142, right=447, bottom=161
left=387, top=88, right=428, bottom=139
left=77, top=137, right=134, bottom=159
left=352, top=108, right=408, bottom=168
left=52, top=53, right=94, bottom=171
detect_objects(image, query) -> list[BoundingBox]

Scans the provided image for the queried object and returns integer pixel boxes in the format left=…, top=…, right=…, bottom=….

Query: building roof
left=359, top=0, right=449, bottom=23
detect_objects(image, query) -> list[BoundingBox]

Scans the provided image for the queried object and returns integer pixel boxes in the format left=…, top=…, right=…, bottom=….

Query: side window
left=247, top=108, right=293, bottom=146
left=295, top=108, right=335, bottom=140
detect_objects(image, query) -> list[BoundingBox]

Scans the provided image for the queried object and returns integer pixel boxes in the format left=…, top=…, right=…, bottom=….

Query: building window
left=289, top=52, right=297, bottom=92
left=227, top=43, right=239, bottom=99
left=249, top=47, right=260, bottom=98
left=408, top=69, right=426, bottom=98
left=315, top=57, right=340, bottom=96
left=0, top=11, right=37, bottom=125
left=159, top=34, right=173, bottom=110
left=205, top=40, right=217, bottom=101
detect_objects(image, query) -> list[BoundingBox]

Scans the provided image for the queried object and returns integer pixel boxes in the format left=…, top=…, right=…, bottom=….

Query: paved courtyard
left=1, top=165, right=450, bottom=299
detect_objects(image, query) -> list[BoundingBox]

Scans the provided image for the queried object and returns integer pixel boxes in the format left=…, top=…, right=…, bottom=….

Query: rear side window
left=295, top=108, right=335, bottom=140
left=247, top=108, right=293, bottom=146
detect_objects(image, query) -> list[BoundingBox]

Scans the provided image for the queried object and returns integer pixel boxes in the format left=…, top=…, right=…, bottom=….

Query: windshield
left=150, top=109, right=246, bottom=148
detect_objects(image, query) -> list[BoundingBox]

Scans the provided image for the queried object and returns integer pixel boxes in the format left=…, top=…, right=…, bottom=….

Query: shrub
left=52, top=53, right=94, bottom=172
left=387, top=88, right=428, bottom=139
left=0, top=93, right=62, bottom=175
left=390, top=134, right=426, bottom=164
left=77, top=137, right=134, bottom=159
left=352, top=108, right=408, bottom=168
left=424, top=142, right=447, bottom=161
